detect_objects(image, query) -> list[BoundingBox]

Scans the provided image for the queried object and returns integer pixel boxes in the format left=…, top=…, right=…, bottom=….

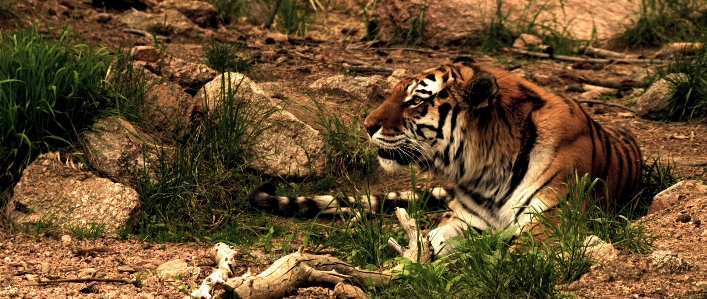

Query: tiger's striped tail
left=249, top=183, right=455, bottom=218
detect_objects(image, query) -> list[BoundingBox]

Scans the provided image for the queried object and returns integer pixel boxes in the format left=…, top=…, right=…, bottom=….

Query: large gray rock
left=635, top=74, right=687, bottom=120
left=309, top=75, right=386, bottom=102
left=158, top=0, right=219, bottom=28
left=81, top=116, right=164, bottom=187
left=131, top=46, right=219, bottom=95
left=10, top=152, right=141, bottom=234
left=377, top=0, right=641, bottom=44
left=648, top=180, right=707, bottom=215
left=194, top=73, right=326, bottom=177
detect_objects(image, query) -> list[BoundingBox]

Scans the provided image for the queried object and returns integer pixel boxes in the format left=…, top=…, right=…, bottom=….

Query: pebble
left=118, top=265, right=136, bottom=272
left=40, top=262, right=50, bottom=274
left=676, top=214, right=692, bottom=223
left=61, top=235, right=72, bottom=244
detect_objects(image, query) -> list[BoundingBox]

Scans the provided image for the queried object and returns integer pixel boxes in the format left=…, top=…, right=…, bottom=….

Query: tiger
left=251, top=57, right=642, bottom=257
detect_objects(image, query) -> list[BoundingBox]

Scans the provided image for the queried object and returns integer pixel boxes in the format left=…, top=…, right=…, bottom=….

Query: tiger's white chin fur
left=377, top=157, right=408, bottom=173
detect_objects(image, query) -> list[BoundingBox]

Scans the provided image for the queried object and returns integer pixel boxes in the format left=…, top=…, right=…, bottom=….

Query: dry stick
left=263, top=0, right=282, bottom=29
left=508, top=48, right=668, bottom=64
left=343, top=64, right=394, bottom=75
left=38, top=278, right=133, bottom=285
left=576, top=99, right=637, bottom=113
left=577, top=76, right=650, bottom=90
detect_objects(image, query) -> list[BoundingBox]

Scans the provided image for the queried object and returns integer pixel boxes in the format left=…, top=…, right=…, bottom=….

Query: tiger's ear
left=463, top=71, right=498, bottom=109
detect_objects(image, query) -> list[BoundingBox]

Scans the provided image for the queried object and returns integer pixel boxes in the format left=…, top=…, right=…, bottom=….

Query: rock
left=10, top=152, right=141, bottom=235
left=79, top=268, right=97, bottom=278
left=386, top=69, right=409, bottom=93
left=158, top=0, right=219, bottom=28
left=142, top=68, right=196, bottom=138
left=583, top=235, right=618, bottom=262
left=194, top=73, right=326, bottom=177
left=156, top=259, right=200, bottom=281
left=333, top=282, right=367, bottom=299
left=61, top=235, right=72, bottom=244
left=648, top=180, right=707, bottom=214
left=635, top=74, right=687, bottom=119
left=376, top=0, right=641, bottom=45
left=309, top=75, right=386, bottom=102
left=40, top=263, right=50, bottom=274
left=512, top=33, right=543, bottom=49
left=648, top=250, right=694, bottom=274
left=93, top=13, right=112, bottom=23
left=118, top=266, right=136, bottom=273
left=131, top=46, right=218, bottom=95
left=92, top=0, right=157, bottom=11
left=119, top=9, right=214, bottom=39
left=81, top=116, right=164, bottom=186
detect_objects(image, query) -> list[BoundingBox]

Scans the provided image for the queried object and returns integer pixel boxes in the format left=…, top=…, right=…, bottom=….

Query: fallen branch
left=188, top=208, right=430, bottom=299
left=577, top=99, right=637, bottom=113
left=37, top=278, right=133, bottom=285
left=186, top=243, right=393, bottom=299
left=508, top=48, right=667, bottom=65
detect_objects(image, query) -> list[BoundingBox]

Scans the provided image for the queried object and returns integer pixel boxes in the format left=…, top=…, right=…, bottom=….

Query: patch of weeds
left=462, top=0, right=587, bottom=55
left=464, top=0, right=516, bottom=52
left=636, top=155, right=679, bottom=211
left=0, top=25, right=111, bottom=187
left=276, top=0, right=313, bottom=37
left=307, top=99, right=377, bottom=179
left=66, top=222, right=106, bottom=240
left=209, top=0, right=249, bottom=24
left=134, top=73, right=279, bottom=242
left=0, top=0, right=16, bottom=18
left=655, top=42, right=707, bottom=120
left=387, top=10, right=425, bottom=47
left=202, top=39, right=252, bottom=73
left=355, top=0, right=380, bottom=41
left=619, top=0, right=707, bottom=47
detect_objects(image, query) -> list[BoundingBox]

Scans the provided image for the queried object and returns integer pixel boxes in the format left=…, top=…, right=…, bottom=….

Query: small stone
left=40, top=263, right=50, bottom=274
left=79, top=268, right=97, bottom=278
left=694, top=219, right=701, bottom=227
left=118, top=266, right=135, bottom=273
left=94, top=13, right=112, bottom=23
left=25, top=274, right=38, bottom=282
left=61, top=235, right=72, bottom=244
left=676, top=214, right=692, bottom=223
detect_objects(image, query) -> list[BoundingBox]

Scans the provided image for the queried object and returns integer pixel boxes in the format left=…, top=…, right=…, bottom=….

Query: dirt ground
left=2, top=1, right=707, bottom=298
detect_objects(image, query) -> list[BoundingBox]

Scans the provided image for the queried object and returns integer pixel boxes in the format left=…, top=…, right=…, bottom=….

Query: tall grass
left=276, top=0, right=313, bottom=37
left=134, top=73, right=279, bottom=241
left=209, top=0, right=249, bottom=24
left=463, top=0, right=582, bottom=54
left=202, top=39, right=252, bottom=73
left=0, top=25, right=111, bottom=187
left=308, top=100, right=376, bottom=179
left=619, top=0, right=707, bottom=47
left=654, top=42, right=707, bottom=121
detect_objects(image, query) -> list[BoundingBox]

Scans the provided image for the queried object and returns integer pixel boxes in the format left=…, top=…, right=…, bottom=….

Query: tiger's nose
left=365, top=122, right=382, bottom=137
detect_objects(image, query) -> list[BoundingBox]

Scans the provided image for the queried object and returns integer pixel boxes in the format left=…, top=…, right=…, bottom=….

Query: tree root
left=186, top=208, right=432, bottom=299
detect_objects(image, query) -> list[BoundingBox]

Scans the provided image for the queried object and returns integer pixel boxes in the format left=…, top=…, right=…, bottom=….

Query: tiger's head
left=364, top=57, right=499, bottom=173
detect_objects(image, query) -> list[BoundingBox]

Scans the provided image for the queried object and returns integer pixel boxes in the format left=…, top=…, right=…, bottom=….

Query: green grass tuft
left=654, top=43, right=707, bottom=121
left=209, top=0, right=249, bottom=24
left=66, top=222, right=106, bottom=240
left=134, top=73, right=279, bottom=242
left=276, top=0, right=313, bottom=37
left=202, top=39, right=252, bottom=73
left=619, top=0, right=707, bottom=48
left=0, top=25, right=111, bottom=187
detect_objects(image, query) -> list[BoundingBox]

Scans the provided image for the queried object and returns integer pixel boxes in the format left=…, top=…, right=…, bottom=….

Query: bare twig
left=38, top=278, right=133, bottom=285
left=577, top=99, right=637, bottom=113
left=508, top=48, right=668, bottom=64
